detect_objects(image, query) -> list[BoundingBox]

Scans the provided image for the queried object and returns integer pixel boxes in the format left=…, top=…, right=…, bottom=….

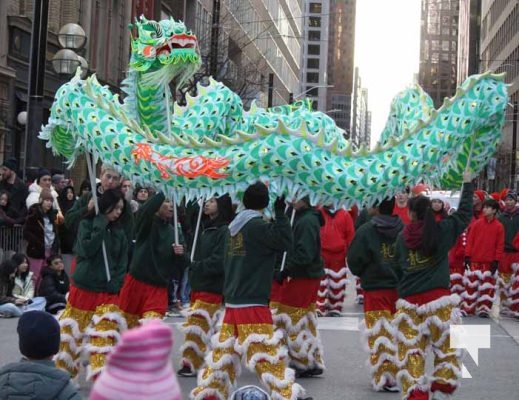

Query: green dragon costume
left=40, top=16, right=508, bottom=207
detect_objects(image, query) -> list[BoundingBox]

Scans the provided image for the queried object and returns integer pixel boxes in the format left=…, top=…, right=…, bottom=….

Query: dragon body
left=40, top=16, right=508, bottom=206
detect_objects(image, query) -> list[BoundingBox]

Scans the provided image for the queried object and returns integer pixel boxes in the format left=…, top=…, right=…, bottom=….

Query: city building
left=326, top=0, right=356, bottom=137
left=478, top=0, right=519, bottom=190
left=0, top=0, right=132, bottom=181
left=418, top=0, right=460, bottom=108
left=351, top=67, right=369, bottom=148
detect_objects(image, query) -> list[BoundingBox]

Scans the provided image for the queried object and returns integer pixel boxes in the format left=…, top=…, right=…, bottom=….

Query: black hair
left=407, top=195, right=439, bottom=256
left=0, top=259, right=17, bottom=282
left=79, top=180, right=92, bottom=196
left=378, top=197, right=395, bottom=215
left=214, top=194, right=235, bottom=225
left=11, top=253, right=30, bottom=281
left=482, top=198, right=500, bottom=212
left=84, top=189, right=125, bottom=220
left=46, top=254, right=63, bottom=265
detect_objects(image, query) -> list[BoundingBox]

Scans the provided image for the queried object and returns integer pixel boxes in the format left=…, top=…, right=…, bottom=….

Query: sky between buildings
left=355, top=0, right=421, bottom=146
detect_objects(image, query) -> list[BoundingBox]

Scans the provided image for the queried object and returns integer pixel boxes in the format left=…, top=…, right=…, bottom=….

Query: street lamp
left=293, top=84, right=333, bottom=100
left=52, top=23, right=87, bottom=76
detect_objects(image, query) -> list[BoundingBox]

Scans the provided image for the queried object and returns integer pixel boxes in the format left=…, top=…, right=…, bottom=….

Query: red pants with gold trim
left=190, top=306, right=306, bottom=400
left=317, top=259, right=348, bottom=315
left=272, top=277, right=325, bottom=372
left=55, top=285, right=126, bottom=380
left=180, top=291, right=223, bottom=372
left=394, top=289, right=462, bottom=400
left=362, top=288, right=398, bottom=391
left=461, top=263, right=496, bottom=316
left=498, top=253, right=519, bottom=317
left=118, top=274, right=167, bottom=328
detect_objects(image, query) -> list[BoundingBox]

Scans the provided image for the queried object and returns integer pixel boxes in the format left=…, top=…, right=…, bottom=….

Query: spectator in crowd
left=56, top=188, right=128, bottom=381
left=12, top=253, right=46, bottom=312
left=133, top=185, right=149, bottom=209
left=23, top=189, right=60, bottom=291
left=0, top=311, right=81, bottom=399
left=26, top=168, right=63, bottom=223
left=0, top=190, right=25, bottom=226
left=57, top=185, right=77, bottom=275
left=39, top=254, right=70, bottom=315
left=393, top=187, right=410, bottom=225
left=121, top=178, right=139, bottom=213
left=0, top=259, right=25, bottom=317
left=52, top=174, right=68, bottom=193
left=89, top=319, right=181, bottom=400
left=0, top=158, right=28, bottom=223
left=78, top=179, right=92, bottom=197
left=431, top=197, right=448, bottom=222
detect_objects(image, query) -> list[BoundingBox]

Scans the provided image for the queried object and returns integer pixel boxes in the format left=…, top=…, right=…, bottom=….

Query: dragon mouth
left=157, top=34, right=197, bottom=56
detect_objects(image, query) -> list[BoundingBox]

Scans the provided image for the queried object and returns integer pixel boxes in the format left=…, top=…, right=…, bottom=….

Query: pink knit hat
left=89, top=320, right=181, bottom=400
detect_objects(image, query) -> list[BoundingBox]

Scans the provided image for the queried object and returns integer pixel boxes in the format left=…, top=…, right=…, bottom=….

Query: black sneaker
left=177, top=365, right=196, bottom=377
left=296, top=397, right=313, bottom=400
left=307, top=367, right=323, bottom=376
left=382, top=384, right=400, bottom=392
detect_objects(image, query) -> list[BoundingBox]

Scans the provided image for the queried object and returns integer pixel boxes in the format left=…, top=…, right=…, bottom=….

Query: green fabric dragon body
left=40, top=16, right=508, bottom=206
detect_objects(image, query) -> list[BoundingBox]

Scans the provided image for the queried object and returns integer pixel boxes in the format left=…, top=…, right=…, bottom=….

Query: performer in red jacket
left=462, top=199, right=504, bottom=317
left=316, top=206, right=355, bottom=316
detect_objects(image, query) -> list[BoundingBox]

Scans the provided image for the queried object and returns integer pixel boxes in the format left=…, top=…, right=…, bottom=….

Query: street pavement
left=1, top=282, right=518, bottom=399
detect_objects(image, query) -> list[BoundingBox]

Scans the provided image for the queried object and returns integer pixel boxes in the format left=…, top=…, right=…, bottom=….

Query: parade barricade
left=0, top=225, right=25, bottom=262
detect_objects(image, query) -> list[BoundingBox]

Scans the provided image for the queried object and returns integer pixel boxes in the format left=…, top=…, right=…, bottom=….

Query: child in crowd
left=0, top=311, right=81, bottom=399
left=0, top=190, right=25, bottom=226
left=39, top=254, right=70, bottom=315
left=57, top=185, right=77, bottom=276
left=12, top=253, right=46, bottom=311
left=89, top=319, right=181, bottom=400
left=23, top=188, right=60, bottom=291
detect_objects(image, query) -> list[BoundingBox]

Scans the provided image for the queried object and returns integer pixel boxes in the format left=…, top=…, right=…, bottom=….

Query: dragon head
left=129, top=16, right=201, bottom=88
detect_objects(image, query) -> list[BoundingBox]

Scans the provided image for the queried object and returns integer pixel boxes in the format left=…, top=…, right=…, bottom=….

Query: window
left=308, top=44, right=320, bottom=55
left=309, top=3, right=322, bottom=13
left=309, top=17, right=321, bottom=27
left=308, top=30, right=321, bottom=41
left=307, top=58, right=319, bottom=69
left=306, top=72, right=319, bottom=83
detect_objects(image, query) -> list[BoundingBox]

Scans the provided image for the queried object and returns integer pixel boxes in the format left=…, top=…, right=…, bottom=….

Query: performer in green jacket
left=118, top=192, right=187, bottom=327
left=56, top=189, right=128, bottom=381
left=178, top=194, right=234, bottom=377
left=393, top=170, right=474, bottom=400
left=348, top=197, right=403, bottom=393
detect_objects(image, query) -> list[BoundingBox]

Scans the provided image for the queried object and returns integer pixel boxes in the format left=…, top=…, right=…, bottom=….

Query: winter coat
left=38, top=266, right=69, bottom=313
left=224, top=209, right=293, bottom=305
left=23, top=204, right=60, bottom=259
left=465, top=217, right=505, bottom=263
left=284, top=207, right=325, bottom=279
left=498, top=207, right=519, bottom=252
left=65, top=186, right=134, bottom=242
left=348, top=214, right=403, bottom=290
left=0, top=359, right=81, bottom=400
left=12, top=272, right=35, bottom=300
left=25, top=182, right=61, bottom=212
left=395, top=183, right=474, bottom=299
left=0, top=275, right=16, bottom=305
left=189, top=219, right=228, bottom=294
left=0, top=204, right=24, bottom=226
left=73, top=214, right=128, bottom=293
left=129, top=192, right=187, bottom=287
left=57, top=186, right=77, bottom=253
left=319, top=207, right=355, bottom=268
